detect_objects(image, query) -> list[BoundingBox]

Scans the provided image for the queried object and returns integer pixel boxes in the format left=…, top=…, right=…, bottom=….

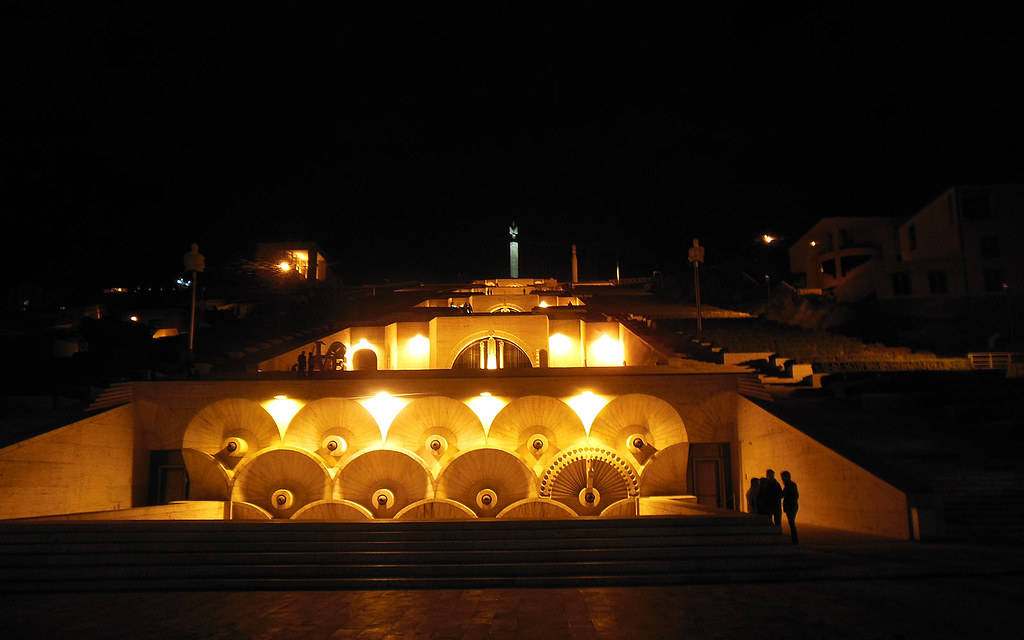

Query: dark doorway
left=352, top=349, right=378, bottom=371
left=688, top=443, right=732, bottom=508
left=148, top=450, right=188, bottom=505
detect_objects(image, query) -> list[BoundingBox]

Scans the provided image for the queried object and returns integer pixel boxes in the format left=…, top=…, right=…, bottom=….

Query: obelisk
left=509, top=221, right=519, bottom=278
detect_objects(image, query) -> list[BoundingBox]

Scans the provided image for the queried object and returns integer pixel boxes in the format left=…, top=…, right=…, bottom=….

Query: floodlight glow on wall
left=466, top=392, right=507, bottom=436
left=261, top=395, right=304, bottom=439
left=360, top=391, right=408, bottom=439
left=407, top=334, right=430, bottom=357
left=549, top=333, right=572, bottom=355
left=566, top=390, right=611, bottom=435
left=278, top=261, right=291, bottom=271
left=590, top=334, right=623, bottom=366
left=538, top=301, right=549, bottom=308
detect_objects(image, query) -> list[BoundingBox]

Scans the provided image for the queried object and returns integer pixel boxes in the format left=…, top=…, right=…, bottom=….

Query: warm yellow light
left=407, top=334, right=430, bottom=357
left=129, top=315, right=139, bottom=322
left=549, top=333, right=572, bottom=355
left=762, top=234, right=776, bottom=244
left=360, top=391, right=408, bottom=439
left=538, top=301, right=549, bottom=308
left=278, top=261, right=291, bottom=271
left=809, top=240, right=817, bottom=247
left=466, top=393, right=507, bottom=436
left=261, top=396, right=305, bottom=439
left=590, top=334, right=623, bottom=366
left=566, top=391, right=611, bottom=435
left=486, top=351, right=497, bottom=369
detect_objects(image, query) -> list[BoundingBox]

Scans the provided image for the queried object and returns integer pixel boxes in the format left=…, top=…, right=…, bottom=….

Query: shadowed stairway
left=0, top=515, right=818, bottom=593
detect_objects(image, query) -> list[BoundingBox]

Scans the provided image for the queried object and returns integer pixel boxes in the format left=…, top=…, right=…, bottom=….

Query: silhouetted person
left=746, top=477, right=760, bottom=514
left=756, top=476, right=769, bottom=518
left=761, top=469, right=783, bottom=528
left=296, top=351, right=306, bottom=378
left=781, top=470, right=799, bottom=544
left=306, top=350, right=314, bottom=376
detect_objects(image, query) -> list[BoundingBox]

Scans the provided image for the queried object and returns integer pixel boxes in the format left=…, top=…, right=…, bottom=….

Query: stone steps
left=0, top=516, right=810, bottom=592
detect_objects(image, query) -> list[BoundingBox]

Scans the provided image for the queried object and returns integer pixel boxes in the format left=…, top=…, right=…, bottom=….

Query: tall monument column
left=509, top=221, right=519, bottom=278
left=571, top=244, right=578, bottom=284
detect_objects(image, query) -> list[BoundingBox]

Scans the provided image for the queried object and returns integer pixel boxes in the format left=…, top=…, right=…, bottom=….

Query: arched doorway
left=352, top=349, right=378, bottom=371
left=453, top=337, right=532, bottom=369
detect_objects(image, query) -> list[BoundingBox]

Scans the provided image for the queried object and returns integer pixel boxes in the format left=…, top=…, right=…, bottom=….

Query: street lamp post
left=688, top=239, right=705, bottom=338
left=183, top=243, right=205, bottom=362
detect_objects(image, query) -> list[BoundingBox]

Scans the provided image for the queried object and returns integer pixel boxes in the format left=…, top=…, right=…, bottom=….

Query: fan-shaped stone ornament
left=638, top=443, right=691, bottom=497
left=385, top=396, right=486, bottom=475
left=497, top=498, right=578, bottom=520
left=541, top=447, right=639, bottom=517
left=230, top=448, right=332, bottom=519
left=230, top=502, right=273, bottom=520
left=588, top=394, right=687, bottom=458
left=283, top=398, right=382, bottom=465
left=395, top=498, right=478, bottom=520
left=487, top=396, right=588, bottom=468
left=599, top=498, right=639, bottom=518
left=183, top=398, right=281, bottom=467
left=337, top=449, right=433, bottom=518
left=181, top=448, right=230, bottom=500
left=436, top=448, right=537, bottom=517
left=291, top=499, right=374, bottom=520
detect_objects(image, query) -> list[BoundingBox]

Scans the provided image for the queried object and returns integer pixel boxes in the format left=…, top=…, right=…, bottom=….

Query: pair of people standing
left=748, top=469, right=799, bottom=544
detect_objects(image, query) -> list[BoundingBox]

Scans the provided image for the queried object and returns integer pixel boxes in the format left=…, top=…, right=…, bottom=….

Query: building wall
left=0, top=404, right=136, bottom=520
left=430, top=315, right=550, bottom=368
left=735, top=397, right=909, bottom=538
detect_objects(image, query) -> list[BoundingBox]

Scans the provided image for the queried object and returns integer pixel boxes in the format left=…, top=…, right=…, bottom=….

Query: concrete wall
left=735, top=396, right=909, bottom=539
left=430, top=315, right=549, bottom=368
left=0, top=405, right=136, bottom=520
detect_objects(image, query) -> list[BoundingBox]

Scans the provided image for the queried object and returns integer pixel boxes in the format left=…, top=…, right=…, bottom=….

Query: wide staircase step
left=0, top=515, right=817, bottom=592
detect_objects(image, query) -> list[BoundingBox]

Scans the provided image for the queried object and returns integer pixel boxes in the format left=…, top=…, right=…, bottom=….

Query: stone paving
left=3, top=524, right=1021, bottom=639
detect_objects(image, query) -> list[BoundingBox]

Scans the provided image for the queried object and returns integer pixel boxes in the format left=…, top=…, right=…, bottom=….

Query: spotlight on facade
left=566, top=391, right=610, bottom=434
left=549, top=333, right=572, bottom=356
left=261, top=396, right=304, bottom=438
left=360, top=392, right=408, bottom=439
left=407, top=334, right=430, bottom=357
left=590, top=335, right=623, bottom=366
left=278, top=261, right=291, bottom=271
left=467, top=393, right=506, bottom=434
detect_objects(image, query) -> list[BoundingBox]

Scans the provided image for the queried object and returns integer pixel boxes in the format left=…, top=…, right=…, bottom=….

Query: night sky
left=4, top=3, right=1022, bottom=292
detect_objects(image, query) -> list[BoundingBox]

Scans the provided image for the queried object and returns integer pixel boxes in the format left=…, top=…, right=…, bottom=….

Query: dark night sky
left=3, top=2, right=1022, bottom=291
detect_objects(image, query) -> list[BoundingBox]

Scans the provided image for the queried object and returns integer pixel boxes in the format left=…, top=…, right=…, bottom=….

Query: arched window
left=453, top=337, right=532, bottom=369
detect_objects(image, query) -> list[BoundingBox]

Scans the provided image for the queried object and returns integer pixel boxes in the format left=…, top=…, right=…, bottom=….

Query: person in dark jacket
left=781, top=470, right=799, bottom=544
left=760, top=469, right=783, bottom=528
left=746, top=477, right=760, bottom=515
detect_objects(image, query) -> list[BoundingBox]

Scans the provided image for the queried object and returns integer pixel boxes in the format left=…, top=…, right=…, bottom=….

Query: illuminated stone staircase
left=0, top=515, right=822, bottom=592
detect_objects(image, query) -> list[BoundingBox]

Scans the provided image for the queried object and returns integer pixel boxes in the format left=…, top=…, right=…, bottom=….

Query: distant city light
left=809, top=241, right=817, bottom=247
left=176, top=277, right=191, bottom=288
left=129, top=315, right=139, bottom=322
left=762, top=234, right=776, bottom=244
